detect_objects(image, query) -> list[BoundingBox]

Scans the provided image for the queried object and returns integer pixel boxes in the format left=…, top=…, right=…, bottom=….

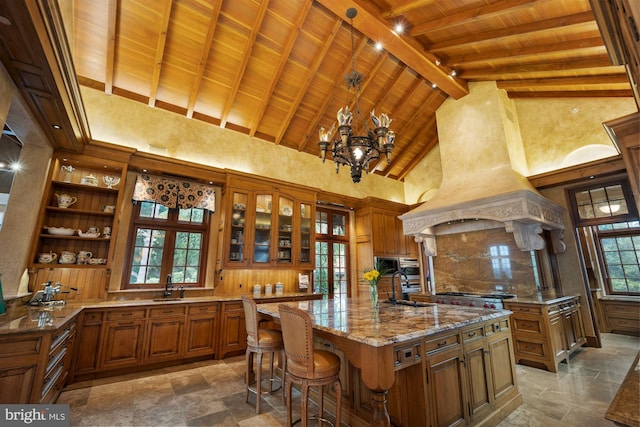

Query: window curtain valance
left=132, top=174, right=215, bottom=212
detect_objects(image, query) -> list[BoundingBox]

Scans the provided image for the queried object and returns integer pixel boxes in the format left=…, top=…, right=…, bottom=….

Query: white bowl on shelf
left=45, top=227, right=76, bottom=236
left=78, top=231, right=100, bottom=238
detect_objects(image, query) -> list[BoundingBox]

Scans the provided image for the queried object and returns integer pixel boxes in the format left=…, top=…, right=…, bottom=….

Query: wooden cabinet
left=223, top=174, right=316, bottom=268
left=425, top=333, right=466, bottom=427
left=485, top=319, right=517, bottom=412
left=100, top=308, right=146, bottom=370
left=29, top=152, right=128, bottom=301
left=600, top=298, right=640, bottom=335
left=505, top=296, right=586, bottom=373
left=71, top=309, right=103, bottom=379
left=144, top=305, right=186, bottom=363
left=462, top=325, right=491, bottom=420
left=218, top=301, right=246, bottom=359
left=185, top=303, right=219, bottom=358
left=0, top=317, right=76, bottom=404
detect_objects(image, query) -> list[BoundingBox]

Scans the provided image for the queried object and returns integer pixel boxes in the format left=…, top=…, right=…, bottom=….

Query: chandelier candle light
left=318, top=8, right=395, bottom=183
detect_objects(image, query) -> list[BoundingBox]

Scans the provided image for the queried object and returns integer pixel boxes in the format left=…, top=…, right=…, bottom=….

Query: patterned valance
left=132, top=174, right=215, bottom=212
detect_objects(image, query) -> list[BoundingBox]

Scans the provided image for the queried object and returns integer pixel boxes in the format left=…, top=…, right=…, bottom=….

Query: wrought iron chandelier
left=318, top=8, right=395, bottom=184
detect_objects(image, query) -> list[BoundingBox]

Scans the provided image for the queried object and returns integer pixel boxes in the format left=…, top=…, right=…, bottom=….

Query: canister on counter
left=275, top=282, right=284, bottom=295
left=253, top=284, right=261, bottom=296
left=265, top=283, right=272, bottom=295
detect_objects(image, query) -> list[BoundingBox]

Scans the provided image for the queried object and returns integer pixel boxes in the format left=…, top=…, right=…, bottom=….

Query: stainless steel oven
left=398, top=257, right=421, bottom=296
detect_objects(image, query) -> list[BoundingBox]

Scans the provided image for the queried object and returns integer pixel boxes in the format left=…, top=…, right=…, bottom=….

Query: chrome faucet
left=390, top=270, right=409, bottom=304
left=164, top=274, right=174, bottom=298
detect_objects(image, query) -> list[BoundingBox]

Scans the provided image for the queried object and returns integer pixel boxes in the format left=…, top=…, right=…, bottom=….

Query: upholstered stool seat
left=242, top=295, right=285, bottom=414
left=279, top=303, right=342, bottom=427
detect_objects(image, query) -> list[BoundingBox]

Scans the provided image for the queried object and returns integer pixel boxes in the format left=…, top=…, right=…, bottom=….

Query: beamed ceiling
left=0, top=0, right=635, bottom=181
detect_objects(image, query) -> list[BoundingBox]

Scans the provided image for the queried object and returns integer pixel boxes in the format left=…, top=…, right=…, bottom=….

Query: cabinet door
left=145, top=317, right=184, bottom=363
left=463, top=338, right=492, bottom=419
left=372, top=212, right=398, bottom=255
left=101, top=320, right=145, bottom=369
left=185, top=302, right=219, bottom=357
left=253, top=193, right=273, bottom=264
left=548, top=313, right=566, bottom=360
left=227, top=191, right=249, bottom=264
left=426, top=346, right=467, bottom=427
left=298, top=201, right=313, bottom=266
left=486, top=332, right=517, bottom=404
left=277, top=195, right=294, bottom=264
left=218, top=302, right=246, bottom=358
left=71, top=311, right=104, bottom=376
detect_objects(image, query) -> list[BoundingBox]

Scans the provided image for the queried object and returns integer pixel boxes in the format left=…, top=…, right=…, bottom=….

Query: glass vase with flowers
left=363, top=261, right=391, bottom=307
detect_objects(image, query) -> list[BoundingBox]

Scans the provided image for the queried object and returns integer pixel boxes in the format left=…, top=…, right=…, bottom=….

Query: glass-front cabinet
left=223, top=174, right=315, bottom=269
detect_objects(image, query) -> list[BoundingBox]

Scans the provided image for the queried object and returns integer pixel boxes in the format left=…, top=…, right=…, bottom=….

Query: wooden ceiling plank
left=249, top=1, right=313, bottom=136
left=220, top=0, right=270, bottom=128
left=104, top=0, right=117, bottom=96
left=383, top=114, right=437, bottom=178
left=381, top=0, right=438, bottom=19
left=447, top=36, right=606, bottom=65
left=274, top=18, right=342, bottom=145
left=368, top=63, right=407, bottom=117
left=186, top=0, right=222, bottom=119
left=411, top=0, right=538, bottom=36
left=507, top=89, right=633, bottom=98
left=316, top=0, right=468, bottom=99
left=148, top=0, right=173, bottom=108
left=429, top=11, right=595, bottom=51
left=297, top=39, right=371, bottom=152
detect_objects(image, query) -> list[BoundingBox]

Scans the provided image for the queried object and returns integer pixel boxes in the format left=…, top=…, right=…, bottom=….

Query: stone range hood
left=400, top=82, right=565, bottom=256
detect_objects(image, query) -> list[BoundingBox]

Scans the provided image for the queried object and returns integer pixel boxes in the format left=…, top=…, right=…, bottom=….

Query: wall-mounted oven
left=399, top=257, right=422, bottom=296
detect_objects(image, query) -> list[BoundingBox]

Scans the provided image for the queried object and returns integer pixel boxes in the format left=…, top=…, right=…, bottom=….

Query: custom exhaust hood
left=400, top=82, right=566, bottom=256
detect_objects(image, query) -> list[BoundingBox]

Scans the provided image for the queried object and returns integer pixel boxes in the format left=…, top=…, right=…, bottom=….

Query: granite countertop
left=0, top=292, right=320, bottom=335
left=606, top=351, right=640, bottom=427
left=257, top=297, right=511, bottom=347
left=507, top=294, right=579, bottom=305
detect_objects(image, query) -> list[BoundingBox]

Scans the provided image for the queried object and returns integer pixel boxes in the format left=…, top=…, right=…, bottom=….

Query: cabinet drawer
left=462, top=326, right=484, bottom=342
left=513, top=317, right=543, bottom=334
left=506, top=304, right=543, bottom=315
left=607, top=316, right=640, bottom=330
left=83, top=310, right=104, bottom=323
left=149, top=305, right=186, bottom=318
left=514, top=338, right=546, bottom=358
left=223, top=301, right=243, bottom=312
left=50, top=321, right=75, bottom=353
left=605, top=303, right=640, bottom=318
left=0, top=336, right=42, bottom=357
left=188, top=303, right=219, bottom=315
left=394, top=342, right=422, bottom=369
left=425, top=333, right=460, bottom=353
left=106, top=309, right=146, bottom=321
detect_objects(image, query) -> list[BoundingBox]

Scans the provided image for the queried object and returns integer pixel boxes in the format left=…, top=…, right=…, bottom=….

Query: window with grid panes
left=596, top=221, right=640, bottom=295
left=124, top=201, right=209, bottom=289
left=314, top=208, right=349, bottom=297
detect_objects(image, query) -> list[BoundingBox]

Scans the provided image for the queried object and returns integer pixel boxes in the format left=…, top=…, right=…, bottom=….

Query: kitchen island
left=258, top=297, right=522, bottom=427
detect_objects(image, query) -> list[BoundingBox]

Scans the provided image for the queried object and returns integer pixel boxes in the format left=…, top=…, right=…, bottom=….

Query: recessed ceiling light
left=571, top=107, right=580, bottom=114
left=431, top=82, right=438, bottom=89
left=394, top=23, right=404, bottom=34
left=52, top=124, right=61, bottom=129
left=374, top=41, right=383, bottom=51
left=449, top=69, right=457, bottom=77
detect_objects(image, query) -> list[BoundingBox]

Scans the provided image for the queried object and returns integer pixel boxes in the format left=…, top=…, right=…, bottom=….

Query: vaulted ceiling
left=0, top=0, right=634, bottom=181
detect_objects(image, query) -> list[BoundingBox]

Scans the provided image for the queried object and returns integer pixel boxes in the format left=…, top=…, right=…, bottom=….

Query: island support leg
left=371, top=390, right=390, bottom=427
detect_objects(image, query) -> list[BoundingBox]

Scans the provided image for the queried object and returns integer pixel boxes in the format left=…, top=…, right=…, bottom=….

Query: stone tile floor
left=58, top=333, right=639, bottom=426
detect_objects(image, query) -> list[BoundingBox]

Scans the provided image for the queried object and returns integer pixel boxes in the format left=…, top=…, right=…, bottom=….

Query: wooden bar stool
left=278, top=303, right=342, bottom=427
left=242, top=295, right=285, bottom=413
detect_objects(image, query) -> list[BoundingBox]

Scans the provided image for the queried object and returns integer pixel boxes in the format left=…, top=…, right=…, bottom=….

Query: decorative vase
left=370, top=285, right=378, bottom=307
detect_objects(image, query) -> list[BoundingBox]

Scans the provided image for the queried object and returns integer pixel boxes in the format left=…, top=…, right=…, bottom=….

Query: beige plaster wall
left=81, top=87, right=406, bottom=203
left=515, top=97, right=637, bottom=175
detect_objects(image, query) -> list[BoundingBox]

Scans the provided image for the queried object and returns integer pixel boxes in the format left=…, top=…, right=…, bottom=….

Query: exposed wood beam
left=316, top=0, right=468, bottom=99
left=274, top=19, right=342, bottom=145
left=250, top=1, right=313, bottom=136
left=460, top=56, right=618, bottom=78
left=104, top=0, right=117, bottom=95
left=367, top=63, right=407, bottom=117
left=428, top=11, right=595, bottom=51
left=411, top=0, right=538, bottom=36
left=148, top=0, right=173, bottom=108
left=447, top=37, right=606, bottom=66
left=381, top=0, right=438, bottom=19
left=186, top=0, right=222, bottom=119
left=497, top=74, right=632, bottom=89
left=507, top=89, right=633, bottom=98
left=220, top=0, right=270, bottom=128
